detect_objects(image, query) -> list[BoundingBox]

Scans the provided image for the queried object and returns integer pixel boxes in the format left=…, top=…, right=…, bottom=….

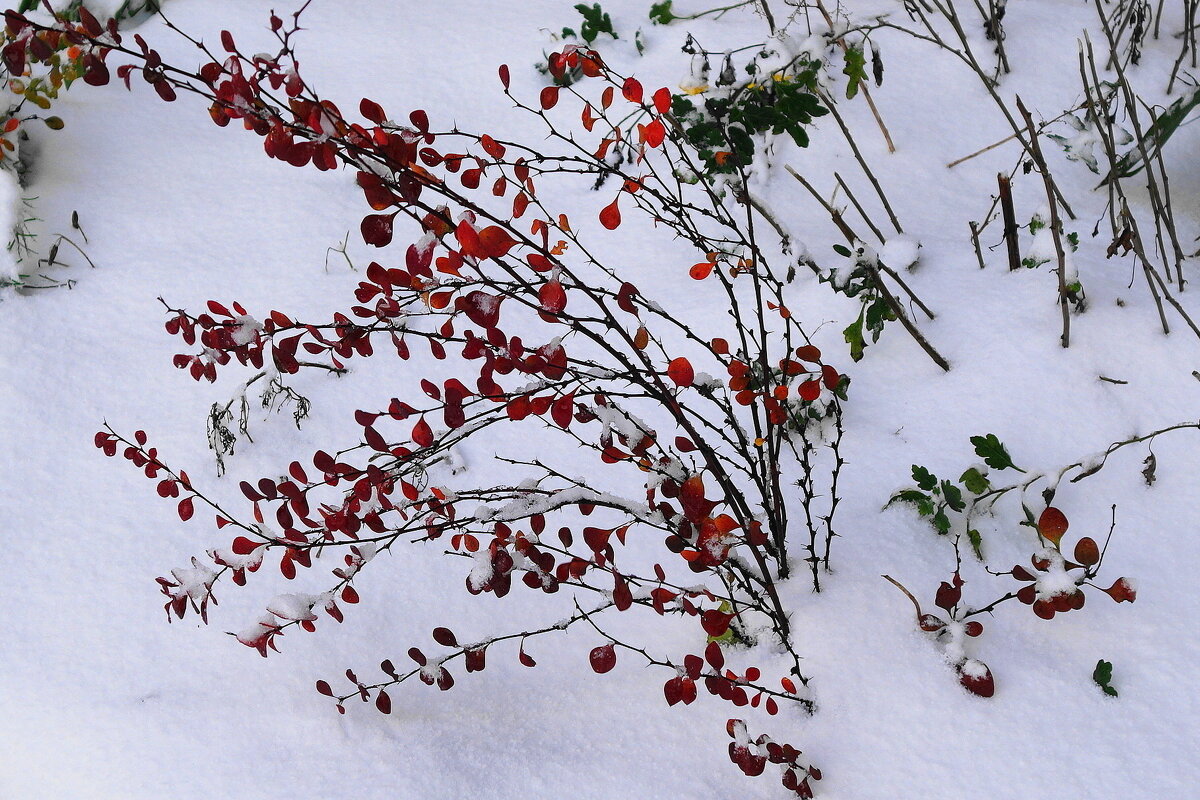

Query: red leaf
left=342, top=585, right=360, bottom=604
left=689, top=262, right=714, bottom=280
left=643, top=118, right=666, bottom=148
left=411, top=417, right=434, bottom=447
left=621, top=77, right=643, bottom=104
left=667, top=357, right=694, bottom=387
left=519, top=643, right=536, bottom=667
left=375, top=690, right=392, bottom=714
left=589, top=643, right=617, bottom=674
left=653, top=87, right=672, bottom=114
left=177, top=497, right=194, bottom=521
left=705, top=641, right=725, bottom=669
left=795, top=345, right=822, bottom=362
left=821, top=364, right=840, bottom=390
left=599, top=197, right=621, bottom=229
left=798, top=380, right=821, bottom=401
left=315, top=680, right=333, bottom=696
left=433, top=626, right=458, bottom=646
left=499, top=64, right=511, bottom=90
left=539, top=85, right=560, bottom=110
left=613, top=575, right=633, bottom=611
left=551, top=392, right=575, bottom=428
left=701, top=610, right=733, bottom=637
left=480, top=134, right=506, bottom=159
left=232, top=536, right=259, bottom=555
left=360, top=97, right=386, bottom=123
left=539, top=279, right=567, bottom=314
left=1038, top=507, right=1069, bottom=544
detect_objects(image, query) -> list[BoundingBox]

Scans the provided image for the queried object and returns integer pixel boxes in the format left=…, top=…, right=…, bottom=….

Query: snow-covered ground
left=3, top=1, right=1199, bottom=797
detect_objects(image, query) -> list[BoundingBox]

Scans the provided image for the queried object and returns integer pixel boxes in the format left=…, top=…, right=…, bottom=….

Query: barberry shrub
left=15, top=3, right=851, bottom=795
left=8, top=2, right=1170, bottom=794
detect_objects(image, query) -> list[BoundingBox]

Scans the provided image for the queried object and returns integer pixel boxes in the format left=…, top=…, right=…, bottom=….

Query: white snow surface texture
left=2, top=0, right=1200, bottom=798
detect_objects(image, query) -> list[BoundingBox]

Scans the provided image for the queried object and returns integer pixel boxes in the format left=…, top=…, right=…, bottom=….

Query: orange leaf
left=689, top=262, right=714, bottom=280
left=1104, top=577, right=1136, bottom=603
left=478, top=226, right=517, bottom=259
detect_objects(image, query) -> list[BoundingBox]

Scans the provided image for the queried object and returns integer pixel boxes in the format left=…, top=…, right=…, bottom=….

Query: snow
left=0, top=168, right=20, bottom=282
left=3, top=0, right=1200, bottom=798
left=880, top=236, right=920, bottom=271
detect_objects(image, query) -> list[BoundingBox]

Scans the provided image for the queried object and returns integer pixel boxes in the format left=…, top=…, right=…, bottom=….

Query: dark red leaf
left=958, top=660, right=995, bottom=697
left=361, top=213, right=395, bottom=247
left=589, top=643, right=617, bottom=673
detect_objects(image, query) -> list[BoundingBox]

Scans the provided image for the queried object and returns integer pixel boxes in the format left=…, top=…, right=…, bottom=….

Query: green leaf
left=1108, top=87, right=1200, bottom=182
left=832, top=243, right=852, bottom=257
left=970, top=433, right=1019, bottom=472
left=887, top=489, right=931, bottom=512
left=575, top=2, right=617, bottom=42
left=967, top=528, right=984, bottom=560
left=1092, top=659, right=1118, bottom=697
left=843, top=313, right=865, bottom=362
left=842, top=44, right=867, bottom=100
left=649, top=0, right=675, bottom=24
left=940, top=480, right=966, bottom=513
left=911, top=465, right=937, bottom=491
left=959, top=466, right=990, bottom=495
left=932, top=509, right=951, bottom=534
